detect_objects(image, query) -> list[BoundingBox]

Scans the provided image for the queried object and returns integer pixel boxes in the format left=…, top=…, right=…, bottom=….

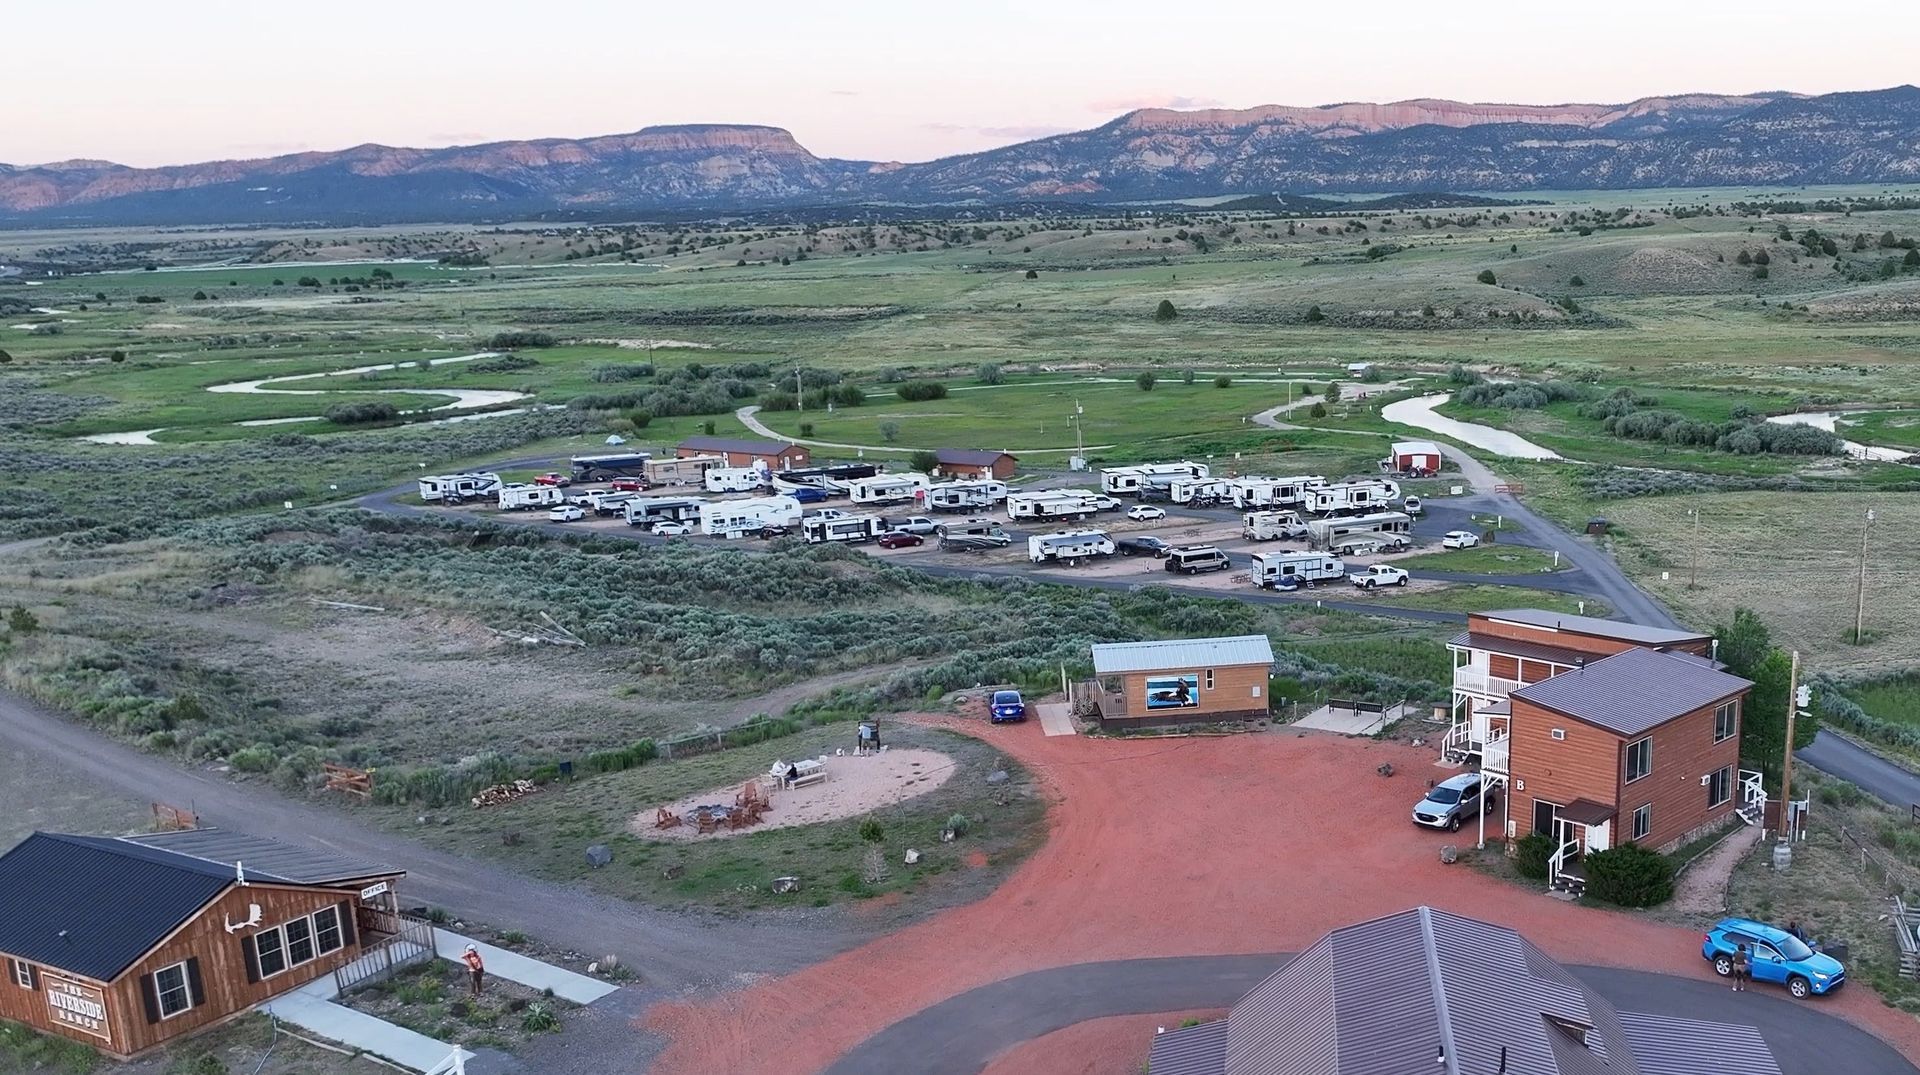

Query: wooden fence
left=334, top=915, right=436, bottom=994
left=1893, top=894, right=1920, bottom=980
left=323, top=763, right=372, bottom=798
left=151, top=802, right=197, bottom=831
left=1836, top=824, right=1910, bottom=896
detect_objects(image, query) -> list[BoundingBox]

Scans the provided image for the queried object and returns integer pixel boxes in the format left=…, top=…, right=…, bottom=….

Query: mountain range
left=5, top=86, right=1919, bottom=225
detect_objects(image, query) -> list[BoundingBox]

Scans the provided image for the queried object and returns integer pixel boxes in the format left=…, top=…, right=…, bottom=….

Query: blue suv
left=1702, top=917, right=1845, bottom=998
left=990, top=690, right=1027, bottom=723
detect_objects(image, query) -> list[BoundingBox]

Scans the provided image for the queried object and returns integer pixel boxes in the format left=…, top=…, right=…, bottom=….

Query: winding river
left=1379, top=392, right=1562, bottom=460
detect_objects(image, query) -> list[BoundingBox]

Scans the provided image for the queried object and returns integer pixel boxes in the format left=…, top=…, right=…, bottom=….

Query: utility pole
left=795, top=367, right=804, bottom=413
left=1854, top=508, right=1875, bottom=644
left=1780, top=650, right=1801, bottom=841
left=1687, top=506, right=1701, bottom=590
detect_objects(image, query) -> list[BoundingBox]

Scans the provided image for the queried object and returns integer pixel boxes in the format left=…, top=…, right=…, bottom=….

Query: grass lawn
left=1357, top=583, right=1608, bottom=618
left=1393, top=544, right=1566, bottom=574
left=1840, top=409, right=1920, bottom=452
left=1847, top=674, right=1920, bottom=728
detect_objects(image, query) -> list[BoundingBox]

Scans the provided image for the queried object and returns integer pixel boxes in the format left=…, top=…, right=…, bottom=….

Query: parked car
left=533, top=472, right=571, bottom=487
left=877, top=531, right=924, bottom=549
left=565, top=492, right=598, bottom=506
left=652, top=520, right=693, bottom=536
left=1117, top=536, right=1172, bottom=558
left=789, top=486, right=829, bottom=503
left=1126, top=505, right=1167, bottom=521
left=548, top=505, right=585, bottom=522
left=1165, top=546, right=1232, bottom=575
left=1403, top=495, right=1423, bottom=516
left=886, top=516, right=939, bottom=535
left=609, top=477, right=648, bottom=492
left=1441, top=530, right=1480, bottom=549
left=1412, top=772, right=1493, bottom=832
left=755, top=525, right=791, bottom=539
left=990, top=689, right=1027, bottom=723
left=1089, top=494, right=1122, bottom=512
left=1703, top=918, right=1845, bottom=998
left=806, top=508, right=850, bottom=521
left=1350, top=564, right=1410, bottom=589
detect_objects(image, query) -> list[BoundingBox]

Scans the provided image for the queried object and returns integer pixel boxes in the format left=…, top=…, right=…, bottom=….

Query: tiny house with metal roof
left=1081, top=635, right=1276, bottom=728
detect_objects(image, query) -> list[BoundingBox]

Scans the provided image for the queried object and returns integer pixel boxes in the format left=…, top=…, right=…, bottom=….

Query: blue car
left=990, top=690, right=1027, bottom=723
left=789, top=486, right=828, bottom=503
left=1702, top=917, right=1845, bottom=998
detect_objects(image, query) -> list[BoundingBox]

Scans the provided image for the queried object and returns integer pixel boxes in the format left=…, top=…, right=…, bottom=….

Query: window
left=11, top=959, right=32, bottom=989
left=1708, top=766, right=1733, bottom=809
left=1632, top=803, right=1652, bottom=841
left=314, top=906, right=343, bottom=956
left=253, top=906, right=344, bottom=979
left=1550, top=728, right=1566, bottom=741
left=256, top=925, right=288, bottom=978
left=1204, top=669, right=1215, bottom=691
left=154, top=962, right=193, bottom=1019
left=285, top=916, right=315, bottom=966
left=1625, top=737, right=1652, bottom=783
left=1714, top=699, right=1738, bottom=743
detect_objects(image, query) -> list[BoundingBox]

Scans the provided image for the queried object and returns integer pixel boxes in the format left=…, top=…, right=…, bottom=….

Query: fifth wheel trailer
left=1228, top=475, right=1327, bottom=509
left=802, top=515, right=887, bottom=544
left=1305, top=479, right=1402, bottom=516
left=1248, top=551, right=1347, bottom=589
left=700, top=495, right=801, bottom=536
left=1168, top=478, right=1232, bottom=505
left=1027, top=530, right=1116, bottom=564
left=1006, top=491, right=1102, bottom=521
left=418, top=472, right=502, bottom=503
left=925, top=480, right=1009, bottom=512
left=1305, top=511, right=1412, bottom=548
left=623, top=496, right=706, bottom=528
left=1099, top=462, right=1209, bottom=496
left=497, top=484, right=565, bottom=511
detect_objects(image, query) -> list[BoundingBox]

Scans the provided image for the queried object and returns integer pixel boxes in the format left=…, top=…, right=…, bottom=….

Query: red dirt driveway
left=644, top=717, right=1920, bottom=1073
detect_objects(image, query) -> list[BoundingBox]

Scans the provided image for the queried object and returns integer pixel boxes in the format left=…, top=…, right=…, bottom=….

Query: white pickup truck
left=1349, top=564, right=1410, bottom=589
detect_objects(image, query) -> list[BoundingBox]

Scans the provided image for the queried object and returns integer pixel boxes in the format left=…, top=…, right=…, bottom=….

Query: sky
left=10, top=0, right=1918, bottom=168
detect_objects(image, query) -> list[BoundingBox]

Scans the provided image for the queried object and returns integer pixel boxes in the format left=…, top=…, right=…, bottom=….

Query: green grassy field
left=1392, top=544, right=1565, bottom=574
left=1357, top=584, right=1607, bottom=618
left=1847, top=675, right=1920, bottom=728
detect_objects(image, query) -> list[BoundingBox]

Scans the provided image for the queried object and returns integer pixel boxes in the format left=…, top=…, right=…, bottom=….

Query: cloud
left=829, top=89, right=861, bottom=97
left=921, top=123, right=1073, bottom=141
left=1088, top=94, right=1226, bottom=113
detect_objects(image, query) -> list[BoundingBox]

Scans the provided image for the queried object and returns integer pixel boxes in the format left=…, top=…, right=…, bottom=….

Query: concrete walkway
left=262, top=975, right=472, bottom=1073
left=434, top=929, right=619, bottom=1005
left=1034, top=702, right=1077, bottom=737
left=1292, top=701, right=1409, bottom=736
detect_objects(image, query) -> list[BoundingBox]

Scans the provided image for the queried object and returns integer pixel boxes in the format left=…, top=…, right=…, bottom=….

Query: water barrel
left=1772, top=840, right=1794, bottom=871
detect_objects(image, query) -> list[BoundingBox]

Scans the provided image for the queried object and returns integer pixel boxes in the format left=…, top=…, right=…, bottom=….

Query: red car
left=877, top=531, right=924, bottom=549
left=533, top=472, right=572, bottom=487
left=608, top=477, right=648, bottom=492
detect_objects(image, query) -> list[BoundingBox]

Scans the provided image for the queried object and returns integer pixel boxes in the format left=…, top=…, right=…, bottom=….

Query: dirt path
left=1670, top=823, right=1763, bottom=916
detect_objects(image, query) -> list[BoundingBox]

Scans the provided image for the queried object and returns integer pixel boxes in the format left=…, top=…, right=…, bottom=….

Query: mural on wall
left=1145, top=673, right=1199, bottom=709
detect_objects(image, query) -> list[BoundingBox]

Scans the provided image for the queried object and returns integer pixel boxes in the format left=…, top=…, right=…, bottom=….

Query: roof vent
left=1498, top=1045, right=1508, bottom=1074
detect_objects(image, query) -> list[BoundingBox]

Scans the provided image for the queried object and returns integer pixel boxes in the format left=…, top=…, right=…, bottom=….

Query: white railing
left=1549, top=839, right=1582, bottom=883
left=1441, top=721, right=1473, bottom=758
left=1454, top=668, right=1524, bottom=698
left=1483, top=734, right=1510, bottom=777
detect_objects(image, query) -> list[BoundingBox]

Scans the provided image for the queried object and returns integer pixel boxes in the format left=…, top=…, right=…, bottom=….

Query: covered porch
left=1546, top=798, right=1616, bottom=897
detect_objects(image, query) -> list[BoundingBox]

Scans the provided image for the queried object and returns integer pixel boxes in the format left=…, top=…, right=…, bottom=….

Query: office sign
left=360, top=881, right=390, bottom=900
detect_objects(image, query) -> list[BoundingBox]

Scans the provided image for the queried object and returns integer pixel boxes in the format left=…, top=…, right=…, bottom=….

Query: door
left=1460, top=777, right=1482, bottom=818
left=1750, top=942, right=1789, bottom=984
left=1532, top=799, right=1559, bottom=837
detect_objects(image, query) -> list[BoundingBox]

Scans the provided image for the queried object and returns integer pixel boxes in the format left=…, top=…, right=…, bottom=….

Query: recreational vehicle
left=770, top=463, right=881, bottom=496
left=936, top=519, right=1011, bottom=552
left=802, top=515, right=887, bottom=544
left=568, top=452, right=652, bottom=482
left=1306, top=478, right=1402, bottom=516
left=1305, top=510, right=1413, bottom=549
left=645, top=455, right=727, bottom=487
left=1163, top=545, right=1233, bottom=575
left=925, top=480, right=1009, bottom=512
left=1228, top=475, right=1327, bottom=509
left=1098, top=462, right=1209, bottom=497
left=1027, top=530, right=1116, bottom=564
left=1248, top=551, right=1346, bottom=589
left=846, top=473, right=932, bottom=506
left=623, top=496, right=706, bottom=528
left=418, top=472, right=502, bottom=503
left=699, top=495, right=801, bottom=536
left=704, top=465, right=769, bottom=493
left=1242, top=510, right=1308, bottom=541
left=1168, top=477, right=1232, bottom=506
left=498, top=484, right=565, bottom=511
left=1006, top=490, right=1099, bottom=521
left=588, top=490, right=642, bottom=515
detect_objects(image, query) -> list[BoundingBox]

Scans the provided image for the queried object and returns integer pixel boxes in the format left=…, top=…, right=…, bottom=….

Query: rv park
left=7, top=186, right=1920, bottom=1074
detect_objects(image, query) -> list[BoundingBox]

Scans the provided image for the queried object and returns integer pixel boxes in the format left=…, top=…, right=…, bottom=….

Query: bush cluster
left=322, top=401, right=401, bottom=425
left=896, top=381, right=948, bottom=402
left=589, top=363, right=655, bottom=383
left=486, top=331, right=557, bottom=348
left=466, top=353, right=539, bottom=374
left=1601, top=409, right=1840, bottom=455
left=1513, top=833, right=1553, bottom=880
left=1583, top=843, right=1674, bottom=906
left=1455, top=379, right=1584, bottom=410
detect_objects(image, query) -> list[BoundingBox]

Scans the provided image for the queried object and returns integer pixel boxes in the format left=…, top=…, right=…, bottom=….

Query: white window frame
left=1708, top=766, right=1733, bottom=809
left=314, top=905, right=343, bottom=956
left=256, top=906, right=343, bottom=979
left=1714, top=700, right=1738, bottom=743
left=256, top=924, right=288, bottom=978
left=154, top=960, right=193, bottom=1019
left=1632, top=803, right=1652, bottom=841
left=285, top=915, right=316, bottom=967
left=1204, top=669, right=1215, bottom=691
left=1625, top=737, right=1652, bottom=784
left=11, top=959, right=31, bottom=989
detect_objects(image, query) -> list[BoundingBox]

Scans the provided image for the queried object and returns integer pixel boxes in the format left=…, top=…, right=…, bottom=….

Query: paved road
left=1800, top=732, right=1920, bottom=809
left=827, top=955, right=1914, bottom=1075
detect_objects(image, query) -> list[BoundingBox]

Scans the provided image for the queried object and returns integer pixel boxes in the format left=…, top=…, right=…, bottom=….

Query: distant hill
left=5, top=87, right=1919, bottom=225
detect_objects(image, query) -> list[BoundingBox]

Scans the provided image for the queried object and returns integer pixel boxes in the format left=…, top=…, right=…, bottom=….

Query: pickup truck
left=883, top=516, right=939, bottom=536
left=1350, top=564, right=1410, bottom=589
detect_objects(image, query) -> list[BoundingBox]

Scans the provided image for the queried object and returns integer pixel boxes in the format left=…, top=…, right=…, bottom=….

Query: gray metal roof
left=1473, top=609, right=1709, bottom=647
left=1618, top=1012, right=1782, bottom=1075
left=1510, top=648, right=1750, bottom=738
left=123, top=828, right=400, bottom=886
left=1146, top=1020, right=1229, bottom=1075
left=935, top=448, right=1015, bottom=466
left=1091, top=635, right=1275, bottom=675
left=677, top=435, right=796, bottom=456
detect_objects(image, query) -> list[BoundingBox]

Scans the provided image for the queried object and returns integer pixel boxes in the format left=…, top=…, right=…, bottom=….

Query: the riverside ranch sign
left=44, top=973, right=111, bottom=1041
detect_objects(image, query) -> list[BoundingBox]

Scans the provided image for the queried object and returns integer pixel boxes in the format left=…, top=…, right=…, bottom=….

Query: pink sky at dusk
left=9, top=0, right=1917, bottom=168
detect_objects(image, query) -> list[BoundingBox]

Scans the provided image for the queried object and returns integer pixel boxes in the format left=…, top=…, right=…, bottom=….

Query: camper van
left=802, top=515, right=887, bottom=544
left=699, top=495, right=801, bottom=536
left=1306, top=479, right=1403, bottom=516
left=1168, top=478, right=1232, bottom=506
left=1305, top=510, right=1413, bottom=549
left=704, top=465, right=769, bottom=494
left=623, top=496, right=706, bottom=528
left=846, top=473, right=931, bottom=506
left=1099, top=462, right=1210, bottom=497
left=936, top=519, right=1011, bottom=552
left=498, top=484, right=565, bottom=511
left=568, top=453, right=652, bottom=482
left=418, top=472, right=502, bottom=503
left=1248, top=551, right=1346, bottom=590
left=1164, top=545, right=1233, bottom=575
left=1242, top=510, right=1308, bottom=541
left=1027, top=530, right=1116, bottom=564
left=925, top=480, right=1009, bottom=512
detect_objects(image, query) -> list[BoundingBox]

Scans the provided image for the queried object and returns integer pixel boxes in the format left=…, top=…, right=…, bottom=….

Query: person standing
left=1731, top=943, right=1750, bottom=992
left=463, top=944, right=486, bottom=996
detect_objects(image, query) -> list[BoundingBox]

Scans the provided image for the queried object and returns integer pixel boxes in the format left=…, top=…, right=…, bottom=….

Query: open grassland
left=1390, top=543, right=1565, bottom=574
left=1846, top=675, right=1920, bottom=728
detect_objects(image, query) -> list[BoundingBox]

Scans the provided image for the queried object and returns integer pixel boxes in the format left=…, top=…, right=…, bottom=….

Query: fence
left=151, top=802, right=197, bottom=831
left=334, top=914, right=437, bottom=995
left=1894, top=895, right=1920, bottom=980
left=1836, top=824, right=1911, bottom=897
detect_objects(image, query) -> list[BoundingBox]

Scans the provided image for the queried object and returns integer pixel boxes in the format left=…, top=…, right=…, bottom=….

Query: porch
left=1546, top=799, right=1617, bottom=898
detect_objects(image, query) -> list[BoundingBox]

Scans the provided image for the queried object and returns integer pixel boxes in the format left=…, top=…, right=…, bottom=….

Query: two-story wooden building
left=0, top=829, right=404, bottom=1059
left=1083, top=634, right=1275, bottom=728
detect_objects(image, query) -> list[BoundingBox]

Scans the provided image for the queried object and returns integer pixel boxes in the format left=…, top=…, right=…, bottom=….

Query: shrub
left=1153, top=299, right=1178, bottom=322
left=1818, top=779, right=1866, bottom=808
left=1308, top=402, right=1327, bottom=418
left=1513, top=833, right=1553, bottom=880
left=1213, top=375, right=1231, bottom=388
left=624, top=408, right=652, bottom=430
left=323, top=401, right=400, bottom=425
left=1305, top=305, right=1325, bottom=322
left=829, top=384, right=866, bottom=407
left=1455, top=379, right=1584, bottom=410
left=946, top=812, right=971, bottom=837
left=7, top=606, right=38, bottom=634
left=701, top=420, right=716, bottom=436
left=908, top=450, right=940, bottom=474
left=759, top=390, right=797, bottom=412
left=1584, top=843, right=1673, bottom=907
left=879, top=421, right=901, bottom=443
left=1181, top=368, right=1196, bottom=385
left=1476, top=269, right=1497, bottom=285
left=589, top=363, right=654, bottom=383
left=1024, top=269, right=1037, bottom=279
left=521, top=1002, right=559, bottom=1033
left=798, top=422, right=814, bottom=437
left=228, top=745, right=278, bottom=773
left=1447, top=364, right=1483, bottom=386
left=1569, top=275, right=1586, bottom=286
left=896, top=381, right=948, bottom=402
left=976, top=363, right=1005, bottom=386
left=857, top=815, right=884, bottom=842
left=487, top=331, right=557, bottom=349
left=1136, top=371, right=1158, bottom=392
left=467, top=353, right=539, bottom=373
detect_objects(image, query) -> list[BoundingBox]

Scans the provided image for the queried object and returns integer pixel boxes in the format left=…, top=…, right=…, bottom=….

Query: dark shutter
left=241, top=934, right=261, bottom=984
left=337, top=901, right=358, bottom=947
left=185, top=958, right=206, bottom=1008
left=139, top=973, right=161, bottom=1024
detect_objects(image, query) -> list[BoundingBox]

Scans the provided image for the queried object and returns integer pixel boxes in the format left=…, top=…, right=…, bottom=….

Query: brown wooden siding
left=1617, top=693, right=1747, bottom=851
left=1508, top=697, right=1622, bottom=838
left=1467, top=613, right=1711, bottom=659
left=1489, top=653, right=1520, bottom=681
left=1112, top=662, right=1269, bottom=720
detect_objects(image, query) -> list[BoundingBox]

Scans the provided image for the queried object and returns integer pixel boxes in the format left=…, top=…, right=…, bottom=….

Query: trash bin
left=1823, top=940, right=1849, bottom=963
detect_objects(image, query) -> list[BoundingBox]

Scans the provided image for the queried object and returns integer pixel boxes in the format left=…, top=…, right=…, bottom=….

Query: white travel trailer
left=418, top=472, right=502, bottom=503
left=1027, top=530, right=1116, bottom=564
left=588, top=490, right=642, bottom=515
left=1229, top=475, right=1327, bottom=509
left=1006, top=490, right=1100, bottom=521
left=802, top=515, right=887, bottom=544
left=925, top=480, right=1009, bottom=512
left=846, top=473, right=931, bottom=506
left=1168, top=477, right=1232, bottom=505
left=497, top=483, right=565, bottom=511
left=936, top=518, right=1011, bottom=552
left=704, top=465, right=770, bottom=494
left=1242, top=510, right=1309, bottom=541
left=645, top=455, right=727, bottom=487
left=1248, top=551, right=1347, bottom=589
left=700, top=495, right=801, bottom=536
left=1098, top=461, right=1210, bottom=496
left=1306, top=478, right=1403, bottom=516
left=623, top=496, right=706, bottom=528
left=1305, top=510, right=1413, bottom=549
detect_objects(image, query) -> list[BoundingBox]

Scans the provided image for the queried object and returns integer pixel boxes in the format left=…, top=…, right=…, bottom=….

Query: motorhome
left=498, top=483, right=565, bottom=511
left=770, top=463, right=880, bottom=497
left=1098, top=462, right=1209, bottom=497
left=704, top=465, right=769, bottom=494
left=1306, top=478, right=1402, bottom=516
left=588, top=490, right=642, bottom=515
left=846, top=472, right=931, bottom=506
left=1006, top=490, right=1099, bottom=521
left=1305, top=510, right=1413, bottom=549
left=699, top=495, right=801, bottom=536
left=1168, top=477, right=1232, bottom=506
left=418, top=472, right=502, bottom=503
left=801, top=515, right=887, bottom=544
left=643, top=455, right=727, bottom=487
left=1248, top=551, right=1347, bottom=589
left=936, top=518, right=1011, bottom=552
left=568, top=452, right=652, bottom=482
left=1242, top=510, right=1308, bottom=541
left=1027, top=530, right=1116, bottom=564
left=622, top=496, right=706, bottom=528
left=925, top=480, right=1009, bottom=512
left=1228, top=475, right=1327, bottom=509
